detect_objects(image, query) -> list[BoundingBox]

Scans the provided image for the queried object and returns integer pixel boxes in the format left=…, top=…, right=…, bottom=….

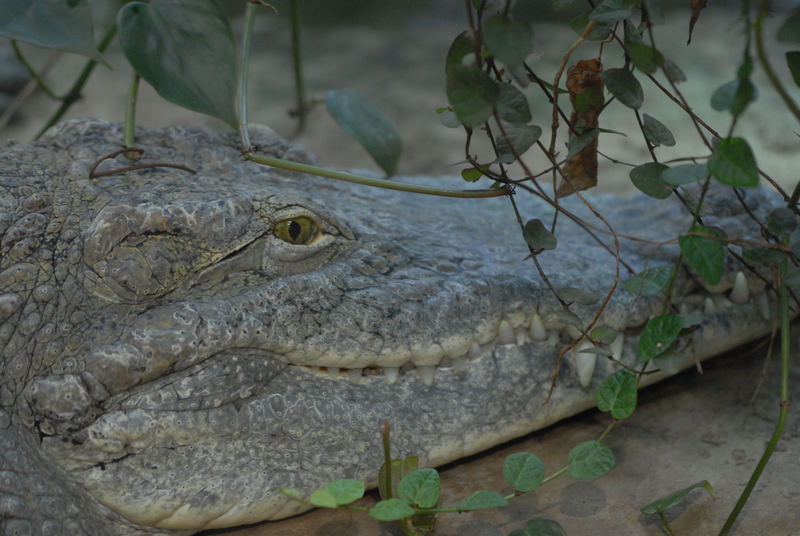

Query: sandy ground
left=2, top=4, right=799, bottom=535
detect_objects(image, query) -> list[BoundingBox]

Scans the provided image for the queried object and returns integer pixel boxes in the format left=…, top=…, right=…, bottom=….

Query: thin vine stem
left=244, top=153, right=509, bottom=198
left=238, top=1, right=260, bottom=152
left=718, top=247, right=791, bottom=535
left=33, top=24, right=118, bottom=140
left=124, top=74, right=140, bottom=150
left=289, top=0, right=307, bottom=135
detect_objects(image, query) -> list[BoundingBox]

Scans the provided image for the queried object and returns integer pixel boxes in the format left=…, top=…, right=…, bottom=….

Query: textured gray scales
left=0, top=119, right=781, bottom=534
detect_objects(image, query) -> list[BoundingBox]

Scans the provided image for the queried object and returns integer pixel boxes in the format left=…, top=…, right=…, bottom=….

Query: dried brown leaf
left=558, top=59, right=602, bottom=198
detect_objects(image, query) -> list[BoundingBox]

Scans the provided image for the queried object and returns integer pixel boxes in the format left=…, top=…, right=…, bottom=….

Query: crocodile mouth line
left=295, top=271, right=767, bottom=387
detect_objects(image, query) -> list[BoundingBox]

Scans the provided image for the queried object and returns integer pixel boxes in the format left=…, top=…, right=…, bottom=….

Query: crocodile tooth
left=452, top=357, right=468, bottom=373
left=383, top=367, right=399, bottom=384
left=497, top=320, right=515, bottom=345
left=417, top=366, right=436, bottom=387
left=347, top=368, right=363, bottom=383
left=609, top=332, right=625, bottom=361
left=704, top=297, right=716, bottom=315
left=713, top=294, right=732, bottom=310
left=572, top=341, right=596, bottom=388
left=515, top=326, right=527, bottom=346
left=469, top=342, right=482, bottom=359
left=729, top=271, right=749, bottom=304
left=529, top=314, right=547, bottom=341
left=327, top=367, right=340, bottom=379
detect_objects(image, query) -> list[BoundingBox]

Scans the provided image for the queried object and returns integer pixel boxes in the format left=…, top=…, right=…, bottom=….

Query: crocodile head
left=0, top=119, right=780, bottom=534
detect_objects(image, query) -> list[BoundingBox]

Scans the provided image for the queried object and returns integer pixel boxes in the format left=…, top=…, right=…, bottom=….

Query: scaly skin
left=0, top=119, right=781, bottom=534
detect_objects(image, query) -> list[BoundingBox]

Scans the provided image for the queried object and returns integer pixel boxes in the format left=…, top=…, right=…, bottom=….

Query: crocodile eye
left=274, top=216, right=319, bottom=245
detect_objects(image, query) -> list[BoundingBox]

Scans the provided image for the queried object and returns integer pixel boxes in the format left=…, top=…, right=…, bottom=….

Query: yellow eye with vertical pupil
left=274, top=216, right=318, bottom=245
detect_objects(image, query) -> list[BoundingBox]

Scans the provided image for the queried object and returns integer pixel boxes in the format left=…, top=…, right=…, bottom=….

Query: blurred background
left=0, top=1, right=798, bottom=192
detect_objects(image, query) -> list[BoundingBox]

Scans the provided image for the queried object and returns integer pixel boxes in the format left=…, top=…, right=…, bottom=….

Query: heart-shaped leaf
left=118, top=0, right=238, bottom=127
left=327, top=90, right=403, bottom=176
left=0, top=0, right=105, bottom=62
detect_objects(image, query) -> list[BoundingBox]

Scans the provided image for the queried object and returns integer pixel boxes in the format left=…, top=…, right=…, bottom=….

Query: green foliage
left=397, top=468, right=441, bottom=509
left=640, top=480, right=714, bottom=514
left=600, top=68, right=644, bottom=109
left=0, top=0, right=105, bottom=62
left=661, top=163, right=708, bottom=186
left=495, top=123, right=542, bottom=163
left=597, top=370, right=638, bottom=419
left=523, top=219, right=557, bottom=251
left=637, top=314, right=683, bottom=363
left=457, top=490, right=509, bottom=510
left=630, top=162, right=672, bottom=199
left=118, top=0, right=238, bottom=127
left=503, top=452, right=545, bottom=492
left=446, top=64, right=501, bottom=127
left=326, top=90, right=403, bottom=176
left=679, top=225, right=725, bottom=285
left=567, top=441, right=615, bottom=480
left=369, top=498, right=415, bottom=521
left=309, top=479, right=365, bottom=508
left=641, top=114, right=675, bottom=147
left=379, top=455, right=419, bottom=501
left=707, top=137, right=759, bottom=187
left=624, top=265, right=672, bottom=296
left=484, top=14, right=532, bottom=69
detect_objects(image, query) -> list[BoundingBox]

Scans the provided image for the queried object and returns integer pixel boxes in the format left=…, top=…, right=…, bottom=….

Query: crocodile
left=0, top=119, right=783, bottom=535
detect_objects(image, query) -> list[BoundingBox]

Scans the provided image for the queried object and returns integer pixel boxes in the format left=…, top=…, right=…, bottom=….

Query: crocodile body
left=0, top=119, right=781, bottom=534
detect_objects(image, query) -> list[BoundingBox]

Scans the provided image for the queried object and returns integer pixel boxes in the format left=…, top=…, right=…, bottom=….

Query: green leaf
left=628, top=42, right=663, bottom=75
left=446, top=31, right=476, bottom=74
left=496, top=124, right=542, bottom=163
left=637, top=314, right=683, bottom=362
left=567, top=441, right=615, bottom=480
left=496, top=84, right=532, bottom=124
left=661, top=163, right=708, bottom=185
left=509, top=518, right=567, bottom=536
left=369, top=498, right=415, bottom=521
left=600, top=68, right=644, bottom=109
left=624, top=265, right=672, bottom=296
left=438, top=108, right=461, bottom=128
left=118, top=0, right=238, bottom=127
left=503, top=452, right=545, bottom=492
left=707, top=138, right=758, bottom=187
left=446, top=64, right=501, bottom=127
left=323, top=479, right=365, bottom=505
left=768, top=208, right=797, bottom=237
left=642, top=114, right=675, bottom=147
left=379, top=456, right=418, bottom=500
left=662, top=58, right=686, bottom=83
left=0, top=0, right=105, bottom=62
left=591, top=325, right=618, bottom=345
left=640, top=480, right=714, bottom=514
left=484, top=14, right=532, bottom=69
left=596, top=370, right=638, bottom=419
left=309, top=489, right=337, bottom=508
left=711, top=80, right=738, bottom=111
left=461, top=165, right=489, bottom=182
left=787, top=51, right=800, bottom=88
left=630, top=162, right=672, bottom=199
left=326, top=90, right=403, bottom=176
left=523, top=219, right=557, bottom=251
left=397, top=468, right=440, bottom=509
left=590, top=0, right=641, bottom=24
left=777, top=8, right=800, bottom=44
left=570, top=13, right=613, bottom=41
left=566, top=128, right=600, bottom=160
left=457, top=490, right=508, bottom=511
